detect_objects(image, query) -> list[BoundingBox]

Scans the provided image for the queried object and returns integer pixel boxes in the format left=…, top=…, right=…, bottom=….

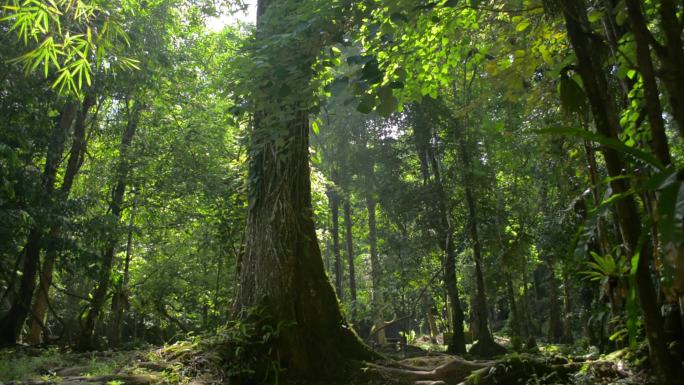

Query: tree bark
left=506, top=274, right=520, bottom=338
left=231, top=1, right=374, bottom=378
left=559, top=1, right=676, bottom=381
left=344, top=199, right=357, bottom=321
left=458, top=138, right=502, bottom=356
left=562, top=270, right=574, bottom=343
left=366, top=192, right=386, bottom=344
left=412, top=104, right=466, bottom=354
left=110, top=192, right=137, bottom=346
left=547, top=269, right=564, bottom=343
left=583, top=139, right=611, bottom=256
left=327, top=184, right=344, bottom=300
left=625, top=0, right=672, bottom=166
left=655, top=0, right=684, bottom=139
left=0, top=101, right=77, bottom=346
left=77, top=100, right=140, bottom=351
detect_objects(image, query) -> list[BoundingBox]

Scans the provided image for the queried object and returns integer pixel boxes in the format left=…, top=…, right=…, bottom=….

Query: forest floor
left=0, top=338, right=657, bottom=385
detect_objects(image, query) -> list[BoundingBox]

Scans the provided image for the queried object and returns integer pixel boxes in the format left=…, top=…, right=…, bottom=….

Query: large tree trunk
left=231, top=0, right=374, bottom=379
left=344, top=200, right=357, bottom=321
left=28, top=94, right=95, bottom=345
left=0, top=101, right=77, bottom=346
left=558, top=1, right=676, bottom=382
left=77, top=100, right=140, bottom=351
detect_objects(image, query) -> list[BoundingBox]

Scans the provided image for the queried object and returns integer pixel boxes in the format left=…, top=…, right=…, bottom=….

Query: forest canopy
left=1, top=0, right=683, bottom=384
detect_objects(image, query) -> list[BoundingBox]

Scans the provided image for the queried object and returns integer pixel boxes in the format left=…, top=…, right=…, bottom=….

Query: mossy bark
left=231, top=0, right=376, bottom=379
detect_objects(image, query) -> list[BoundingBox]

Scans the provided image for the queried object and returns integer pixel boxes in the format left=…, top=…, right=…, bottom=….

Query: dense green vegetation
left=1, top=0, right=683, bottom=384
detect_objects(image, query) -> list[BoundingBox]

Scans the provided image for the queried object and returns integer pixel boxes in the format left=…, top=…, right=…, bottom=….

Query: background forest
left=1, top=0, right=683, bottom=384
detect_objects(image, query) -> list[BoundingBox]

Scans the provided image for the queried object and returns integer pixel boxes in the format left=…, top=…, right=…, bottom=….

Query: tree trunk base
left=468, top=339, right=507, bottom=358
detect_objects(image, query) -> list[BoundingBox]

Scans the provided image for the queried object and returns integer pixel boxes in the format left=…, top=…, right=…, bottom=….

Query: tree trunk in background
left=412, top=104, right=466, bottom=354
left=0, top=101, right=77, bottom=346
left=423, top=295, right=438, bottom=341
left=367, top=193, right=385, bottom=345
left=230, top=1, right=375, bottom=378
left=28, top=93, right=95, bottom=345
left=559, top=1, right=676, bottom=381
left=327, top=184, right=343, bottom=300
left=548, top=270, right=564, bottom=342
left=562, top=271, right=574, bottom=343
left=444, top=233, right=466, bottom=354
left=458, top=138, right=503, bottom=356
left=583, top=139, right=611, bottom=256
left=77, top=100, right=140, bottom=351
left=27, top=230, right=57, bottom=345
left=343, top=200, right=357, bottom=321
left=110, top=193, right=137, bottom=346
left=506, top=274, right=520, bottom=337
left=601, top=0, right=631, bottom=103
left=520, top=256, right=531, bottom=339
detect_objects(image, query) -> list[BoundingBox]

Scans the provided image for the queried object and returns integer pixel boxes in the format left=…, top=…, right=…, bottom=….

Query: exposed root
left=458, top=354, right=577, bottom=385
left=365, top=352, right=651, bottom=385
left=4, top=374, right=157, bottom=385
left=367, top=356, right=492, bottom=385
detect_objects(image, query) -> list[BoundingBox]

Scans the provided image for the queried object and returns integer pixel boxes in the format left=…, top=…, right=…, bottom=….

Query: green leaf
left=357, top=94, right=375, bottom=114
left=361, top=59, right=383, bottom=84
left=376, top=87, right=399, bottom=117
left=311, top=118, right=321, bottom=135
left=588, top=10, right=604, bottom=23
left=515, top=20, right=530, bottom=32
left=537, top=126, right=664, bottom=170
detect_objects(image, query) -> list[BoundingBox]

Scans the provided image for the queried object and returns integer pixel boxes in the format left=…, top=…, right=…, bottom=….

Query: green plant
left=399, top=330, right=417, bottom=345
left=582, top=252, right=628, bottom=282
left=207, top=306, right=294, bottom=384
left=81, top=356, right=118, bottom=376
left=0, top=348, right=63, bottom=381
left=510, top=335, right=523, bottom=351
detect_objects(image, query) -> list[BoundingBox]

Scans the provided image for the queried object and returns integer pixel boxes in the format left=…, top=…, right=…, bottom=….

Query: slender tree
left=77, top=100, right=141, bottom=350
left=556, top=1, right=676, bottom=381
left=0, top=102, right=77, bottom=346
